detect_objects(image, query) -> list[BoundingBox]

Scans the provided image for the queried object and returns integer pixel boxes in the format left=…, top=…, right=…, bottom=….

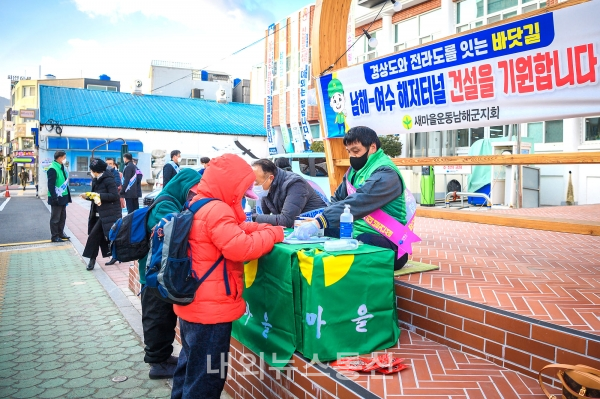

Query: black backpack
left=109, top=197, right=174, bottom=262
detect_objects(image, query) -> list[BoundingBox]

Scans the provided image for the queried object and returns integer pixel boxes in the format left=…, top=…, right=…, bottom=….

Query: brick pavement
left=0, top=243, right=171, bottom=398
left=404, top=216, right=600, bottom=335
left=488, top=204, right=600, bottom=222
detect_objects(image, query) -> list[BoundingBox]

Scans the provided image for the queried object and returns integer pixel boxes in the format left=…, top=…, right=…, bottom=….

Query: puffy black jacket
left=120, top=162, right=138, bottom=199
left=88, top=173, right=122, bottom=236
left=256, top=168, right=327, bottom=228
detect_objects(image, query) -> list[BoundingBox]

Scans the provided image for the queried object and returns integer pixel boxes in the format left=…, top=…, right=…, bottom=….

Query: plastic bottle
left=339, top=204, right=353, bottom=239
left=244, top=202, right=252, bottom=222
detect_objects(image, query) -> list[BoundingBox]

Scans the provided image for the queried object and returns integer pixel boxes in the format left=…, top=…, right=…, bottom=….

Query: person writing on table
left=251, top=159, right=327, bottom=228
left=292, top=126, right=409, bottom=271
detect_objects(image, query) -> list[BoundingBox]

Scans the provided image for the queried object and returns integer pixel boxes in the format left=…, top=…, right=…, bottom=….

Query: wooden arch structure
left=310, top=0, right=600, bottom=235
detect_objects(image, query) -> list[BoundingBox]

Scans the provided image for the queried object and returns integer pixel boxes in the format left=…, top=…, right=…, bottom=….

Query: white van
left=271, top=152, right=331, bottom=197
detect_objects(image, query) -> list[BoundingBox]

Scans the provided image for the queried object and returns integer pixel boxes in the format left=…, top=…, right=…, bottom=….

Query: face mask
left=350, top=151, right=369, bottom=171
left=61, top=159, right=67, bottom=165
left=253, top=184, right=268, bottom=197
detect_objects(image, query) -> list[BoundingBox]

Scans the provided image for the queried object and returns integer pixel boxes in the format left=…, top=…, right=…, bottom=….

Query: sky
left=0, top=0, right=313, bottom=99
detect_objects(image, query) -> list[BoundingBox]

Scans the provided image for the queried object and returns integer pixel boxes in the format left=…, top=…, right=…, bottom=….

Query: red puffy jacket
left=174, top=154, right=284, bottom=324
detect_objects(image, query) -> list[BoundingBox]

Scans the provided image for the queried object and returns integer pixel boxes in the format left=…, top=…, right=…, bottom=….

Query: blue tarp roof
left=39, top=86, right=266, bottom=137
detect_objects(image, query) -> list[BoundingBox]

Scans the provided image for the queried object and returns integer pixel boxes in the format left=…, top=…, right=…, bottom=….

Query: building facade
left=0, top=76, right=121, bottom=185
left=149, top=60, right=243, bottom=102
left=37, top=85, right=268, bottom=195
left=257, top=0, right=599, bottom=205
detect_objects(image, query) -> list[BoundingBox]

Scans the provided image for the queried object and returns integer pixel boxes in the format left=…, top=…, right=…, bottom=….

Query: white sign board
left=317, top=2, right=600, bottom=137
left=434, top=165, right=472, bottom=174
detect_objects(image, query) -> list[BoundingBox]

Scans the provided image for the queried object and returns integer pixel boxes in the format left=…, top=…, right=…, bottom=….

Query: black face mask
left=350, top=151, right=369, bottom=171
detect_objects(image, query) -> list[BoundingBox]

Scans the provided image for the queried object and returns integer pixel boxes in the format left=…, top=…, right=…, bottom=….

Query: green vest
left=47, top=161, right=69, bottom=197
left=347, top=149, right=407, bottom=237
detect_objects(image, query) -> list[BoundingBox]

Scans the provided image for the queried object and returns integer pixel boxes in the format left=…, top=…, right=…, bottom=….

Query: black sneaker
left=149, top=361, right=177, bottom=379
left=166, top=355, right=179, bottom=365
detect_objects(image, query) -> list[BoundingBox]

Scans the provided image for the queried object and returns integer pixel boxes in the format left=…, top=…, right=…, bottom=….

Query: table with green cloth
left=232, top=240, right=400, bottom=367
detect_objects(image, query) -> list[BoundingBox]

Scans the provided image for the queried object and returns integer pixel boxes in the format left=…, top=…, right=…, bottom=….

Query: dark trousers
left=141, top=288, right=178, bottom=364
left=82, top=219, right=110, bottom=259
left=324, top=228, right=408, bottom=271
left=125, top=198, right=139, bottom=214
left=50, top=205, right=67, bottom=239
left=171, top=320, right=232, bottom=399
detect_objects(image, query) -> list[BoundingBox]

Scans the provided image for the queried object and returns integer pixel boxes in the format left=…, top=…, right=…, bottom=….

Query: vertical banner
left=346, top=1, right=355, bottom=65
left=289, top=11, right=304, bottom=153
left=299, top=6, right=312, bottom=150
left=278, top=19, right=294, bottom=153
left=266, top=23, right=277, bottom=155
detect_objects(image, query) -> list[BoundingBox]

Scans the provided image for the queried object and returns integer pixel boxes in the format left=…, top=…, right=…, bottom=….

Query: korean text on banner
left=289, top=11, right=304, bottom=152
left=299, top=6, right=312, bottom=149
left=316, top=3, right=600, bottom=138
left=266, top=23, right=277, bottom=155
left=278, top=19, right=294, bottom=153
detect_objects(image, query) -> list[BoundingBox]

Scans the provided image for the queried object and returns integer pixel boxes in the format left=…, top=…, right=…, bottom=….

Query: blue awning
left=47, top=137, right=143, bottom=152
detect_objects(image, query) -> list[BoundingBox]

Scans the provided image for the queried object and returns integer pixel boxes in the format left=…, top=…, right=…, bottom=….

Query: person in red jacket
left=171, top=154, right=284, bottom=399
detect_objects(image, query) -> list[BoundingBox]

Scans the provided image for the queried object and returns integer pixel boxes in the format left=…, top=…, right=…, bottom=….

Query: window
left=77, top=156, right=88, bottom=172
left=456, top=127, right=485, bottom=147
left=395, top=10, right=442, bottom=52
left=527, top=120, right=563, bottom=143
left=87, top=85, right=117, bottom=92
left=487, top=0, right=518, bottom=14
left=22, top=138, right=34, bottom=149
left=22, top=86, right=36, bottom=97
left=357, top=31, right=378, bottom=63
left=585, top=117, right=600, bottom=141
left=455, top=0, right=545, bottom=33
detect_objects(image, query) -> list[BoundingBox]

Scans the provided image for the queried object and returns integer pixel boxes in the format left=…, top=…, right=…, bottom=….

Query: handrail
left=445, top=192, right=491, bottom=209
left=333, top=152, right=600, bottom=167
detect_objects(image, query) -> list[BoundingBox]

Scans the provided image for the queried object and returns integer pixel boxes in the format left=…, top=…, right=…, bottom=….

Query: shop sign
left=434, top=165, right=472, bottom=174
left=15, top=124, right=26, bottom=137
left=13, top=157, right=35, bottom=163
left=15, top=151, right=35, bottom=157
left=19, top=109, right=36, bottom=119
left=317, top=2, right=600, bottom=137
left=8, top=75, right=30, bottom=82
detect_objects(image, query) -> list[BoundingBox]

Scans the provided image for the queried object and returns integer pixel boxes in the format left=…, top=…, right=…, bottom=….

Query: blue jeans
left=171, top=319, right=232, bottom=399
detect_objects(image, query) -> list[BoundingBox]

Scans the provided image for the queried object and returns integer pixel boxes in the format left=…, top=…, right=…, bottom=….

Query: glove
left=292, top=220, right=320, bottom=240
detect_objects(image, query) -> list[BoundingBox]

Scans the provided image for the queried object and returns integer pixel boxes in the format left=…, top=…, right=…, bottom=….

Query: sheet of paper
left=282, top=236, right=332, bottom=245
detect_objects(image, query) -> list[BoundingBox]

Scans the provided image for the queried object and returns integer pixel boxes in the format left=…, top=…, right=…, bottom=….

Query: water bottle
left=339, top=204, right=353, bottom=239
left=244, top=202, right=252, bottom=222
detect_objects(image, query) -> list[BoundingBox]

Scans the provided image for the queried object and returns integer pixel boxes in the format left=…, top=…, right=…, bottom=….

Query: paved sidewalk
left=0, top=243, right=172, bottom=398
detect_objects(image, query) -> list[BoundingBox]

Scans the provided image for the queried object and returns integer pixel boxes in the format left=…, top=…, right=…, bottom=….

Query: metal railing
left=445, top=192, right=491, bottom=209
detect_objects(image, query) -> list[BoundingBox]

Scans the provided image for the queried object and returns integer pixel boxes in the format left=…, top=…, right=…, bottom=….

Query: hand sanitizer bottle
left=340, top=204, right=353, bottom=239
left=244, top=202, right=252, bottom=222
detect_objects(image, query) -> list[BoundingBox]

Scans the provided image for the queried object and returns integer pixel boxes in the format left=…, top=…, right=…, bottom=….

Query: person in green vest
left=137, top=168, right=201, bottom=380
left=293, top=126, right=409, bottom=271
left=47, top=150, right=72, bottom=243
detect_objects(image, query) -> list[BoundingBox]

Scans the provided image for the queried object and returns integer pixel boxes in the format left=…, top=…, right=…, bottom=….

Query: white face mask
left=253, top=184, right=268, bottom=198
left=61, top=159, right=67, bottom=165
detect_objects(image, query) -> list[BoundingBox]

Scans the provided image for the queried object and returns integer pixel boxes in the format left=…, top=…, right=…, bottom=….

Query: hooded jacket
left=173, top=154, right=284, bottom=324
left=256, top=168, right=327, bottom=227
left=138, top=168, right=202, bottom=284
